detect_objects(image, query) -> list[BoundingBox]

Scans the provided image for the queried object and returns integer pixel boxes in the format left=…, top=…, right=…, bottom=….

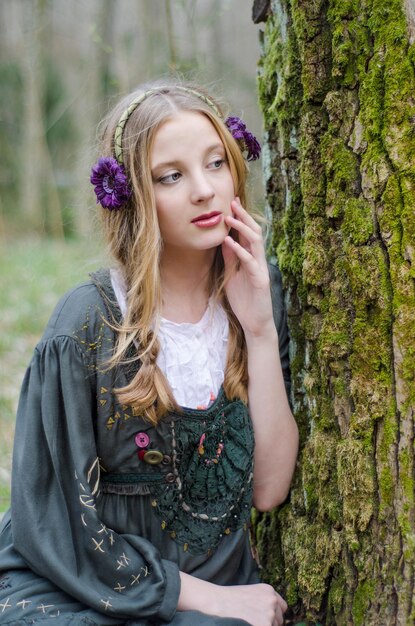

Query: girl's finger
left=225, top=214, right=263, bottom=249
left=231, top=198, right=262, bottom=233
left=226, top=219, right=267, bottom=268
left=222, top=236, right=258, bottom=272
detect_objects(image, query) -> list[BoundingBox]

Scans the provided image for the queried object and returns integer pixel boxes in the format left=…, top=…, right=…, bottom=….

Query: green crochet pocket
left=152, top=399, right=254, bottom=555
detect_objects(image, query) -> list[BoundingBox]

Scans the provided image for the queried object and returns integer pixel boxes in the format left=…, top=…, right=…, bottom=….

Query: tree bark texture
left=253, top=0, right=415, bottom=624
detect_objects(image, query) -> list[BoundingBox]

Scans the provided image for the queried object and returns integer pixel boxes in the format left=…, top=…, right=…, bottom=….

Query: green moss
left=352, top=578, right=375, bottom=625
left=318, top=289, right=351, bottom=361
left=327, top=0, right=371, bottom=87
left=291, top=0, right=332, bottom=101
left=255, top=510, right=287, bottom=584
left=360, top=0, right=415, bottom=176
left=283, top=519, right=342, bottom=609
left=301, top=432, right=342, bottom=523
left=382, top=54, right=415, bottom=171
left=291, top=0, right=326, bottom=42
left=327, top=566, right=347, bottom=619
left=337, top=439, right=375, bottom=533
left=378, top=466, right=394, bottom=508
left=257, top=16, right=282, bottom=128
left=302, top=217, right=332, bottom=286
left=397, top=447, right=415, bottom=551
left=324, top=89, right=359, bottom=142
left=258, top=7, right=304, bottom=284
left=367, top=0, right=411, bottom=48
left=378, top=174, right=403, bottom=262
left=299, top=109, right=327, bottom=218
left=301, top=309, right=323, bottom=340
left=358, top=62, right=385, bottom=149
left=341, top=240, right=394, bottom=441
left=277, top=201, right=305, bottom=277
left=319, top=324, right=349, bottom=362
left=258, top=9, right=302, bottom=138
left=341, top=198, right=374, bottom=244
left=321, top=134, right=360, bottom=219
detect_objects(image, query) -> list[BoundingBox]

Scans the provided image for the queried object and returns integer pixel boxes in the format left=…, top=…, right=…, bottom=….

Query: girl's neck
left=159, top=247, right=216, bottom=323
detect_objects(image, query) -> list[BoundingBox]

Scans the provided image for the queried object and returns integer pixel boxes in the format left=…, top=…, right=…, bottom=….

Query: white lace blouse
left=110, top=269, right=229, bottom=409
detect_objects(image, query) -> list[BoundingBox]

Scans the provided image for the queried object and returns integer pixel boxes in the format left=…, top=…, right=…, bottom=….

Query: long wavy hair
left=97, top=78, right=251, bottom=424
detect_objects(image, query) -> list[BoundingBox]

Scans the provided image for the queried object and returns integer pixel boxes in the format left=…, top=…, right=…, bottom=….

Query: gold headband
left=113, top=86, right=221, bottom=165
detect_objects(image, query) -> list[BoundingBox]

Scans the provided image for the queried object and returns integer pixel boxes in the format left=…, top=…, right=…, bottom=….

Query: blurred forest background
left=0, top=0, right=263, bottom=511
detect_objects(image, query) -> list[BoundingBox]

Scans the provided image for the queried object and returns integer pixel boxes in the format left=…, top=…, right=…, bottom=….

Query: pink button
left=135, top=432, right=150, bottom=448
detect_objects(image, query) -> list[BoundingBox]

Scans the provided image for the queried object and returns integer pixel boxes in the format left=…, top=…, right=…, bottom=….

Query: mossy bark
left=254, top=0, right=415, bottom=623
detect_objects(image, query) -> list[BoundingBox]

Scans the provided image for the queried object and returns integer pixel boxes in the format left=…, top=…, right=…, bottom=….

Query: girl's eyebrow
left=151, top=160, right=180, bottom=172
left=152, top=143, right=225, bottom=172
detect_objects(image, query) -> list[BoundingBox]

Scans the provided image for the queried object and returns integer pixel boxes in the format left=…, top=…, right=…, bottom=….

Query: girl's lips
left=191, top=212, right=222, bottom=228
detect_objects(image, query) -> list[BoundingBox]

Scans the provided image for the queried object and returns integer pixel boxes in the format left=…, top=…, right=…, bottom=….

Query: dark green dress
left=0, top=266, right=290, bottom=625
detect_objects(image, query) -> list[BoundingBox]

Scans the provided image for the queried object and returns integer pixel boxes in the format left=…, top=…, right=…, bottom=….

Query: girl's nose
left=190, top=172, right=215, bottom=204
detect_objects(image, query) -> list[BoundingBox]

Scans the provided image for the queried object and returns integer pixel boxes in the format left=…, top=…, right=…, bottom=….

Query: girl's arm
left=222, top=199, right=299, bottom=511
left=11, top=332, right=179, bottom=622
left=245, top=324, right=298, bottom=510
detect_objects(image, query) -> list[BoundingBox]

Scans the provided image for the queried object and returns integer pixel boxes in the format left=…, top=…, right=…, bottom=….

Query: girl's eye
left=209, top=159, right=225, bottom=170
left=159, top=171, right=182, bottom=184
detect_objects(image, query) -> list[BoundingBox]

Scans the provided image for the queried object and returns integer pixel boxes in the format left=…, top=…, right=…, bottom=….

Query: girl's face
left=151, top=111, right=235, bottom=255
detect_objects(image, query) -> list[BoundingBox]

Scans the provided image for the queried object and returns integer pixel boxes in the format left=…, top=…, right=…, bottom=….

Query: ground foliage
left=254, top=0, right=415, bottom=623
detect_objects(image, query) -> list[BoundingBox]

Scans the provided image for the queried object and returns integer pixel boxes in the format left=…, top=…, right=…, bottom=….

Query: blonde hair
left=98, top=78, right=251, bottom=424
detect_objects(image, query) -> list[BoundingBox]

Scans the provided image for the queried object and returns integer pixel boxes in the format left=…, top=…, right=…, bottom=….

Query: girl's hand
left=212, top=582, right=288, bottom=626
left=222, top=198, right=274, bottom=339
left=178, top=572, right=287, bottom=626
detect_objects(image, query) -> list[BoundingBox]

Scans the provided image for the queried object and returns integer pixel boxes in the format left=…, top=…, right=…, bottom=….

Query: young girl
left=0, top=79, right=298, bottom=626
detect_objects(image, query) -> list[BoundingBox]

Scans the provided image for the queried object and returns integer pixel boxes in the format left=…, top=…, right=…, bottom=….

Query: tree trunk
left=20, top=0, right=63, bottom=237
left=253, top=0, right=415, bottom=624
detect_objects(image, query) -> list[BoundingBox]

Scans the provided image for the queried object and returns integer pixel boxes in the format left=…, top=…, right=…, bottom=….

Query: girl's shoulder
left=39, top=268, right=119, bottom=347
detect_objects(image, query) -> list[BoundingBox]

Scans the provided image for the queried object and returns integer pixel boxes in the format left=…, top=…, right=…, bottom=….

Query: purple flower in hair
left=225, top=116, right=261, bottom=161
left=90, top=157, right=131, bottom=210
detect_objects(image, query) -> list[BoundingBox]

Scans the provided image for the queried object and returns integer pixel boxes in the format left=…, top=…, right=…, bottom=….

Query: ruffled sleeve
left=11, top=334, right=180, bottom=621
